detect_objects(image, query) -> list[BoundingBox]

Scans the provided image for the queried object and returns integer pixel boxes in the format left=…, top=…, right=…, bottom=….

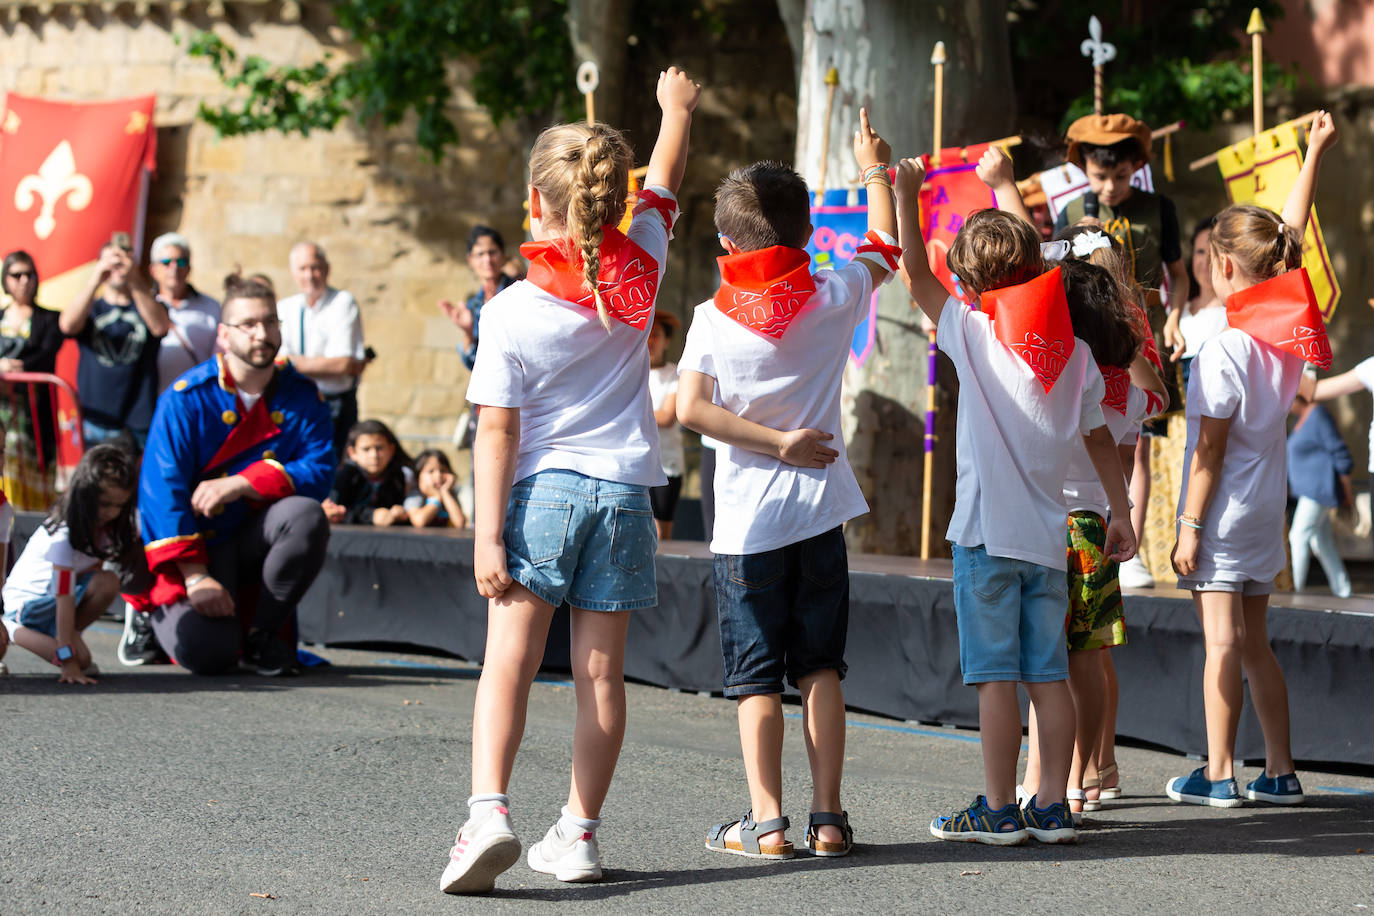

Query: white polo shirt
left=277, top=286, right=366, bottom=395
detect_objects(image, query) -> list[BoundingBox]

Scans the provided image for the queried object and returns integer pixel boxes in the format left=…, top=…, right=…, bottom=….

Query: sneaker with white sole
left=1118, top=555, right=1156, bottom=589
left=527, top=821, right=603, bottom=882
left=1166, top=766, right=1242, bottom=808
left=439, top=805, right=522, bottom=894
left=118, top=604, right=167, bottom=666
left=1245, top=772, right=1304, bottom=805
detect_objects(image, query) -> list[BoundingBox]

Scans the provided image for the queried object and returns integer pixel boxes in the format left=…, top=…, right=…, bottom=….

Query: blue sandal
left=802, top=811, right=853, bottom=857
left=705, top=810, right=793, bottom=860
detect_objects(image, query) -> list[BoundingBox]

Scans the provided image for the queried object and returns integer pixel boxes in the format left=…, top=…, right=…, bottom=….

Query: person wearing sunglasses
left=149, top=233, right=222, bottom=395
left=0, top=250, right=64, bottom=509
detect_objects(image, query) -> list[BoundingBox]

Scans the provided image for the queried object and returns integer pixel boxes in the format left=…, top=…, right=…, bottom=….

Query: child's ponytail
left=528, top=123, right=633, bottom=330
left=1210, top=204, right=1302, bottom=281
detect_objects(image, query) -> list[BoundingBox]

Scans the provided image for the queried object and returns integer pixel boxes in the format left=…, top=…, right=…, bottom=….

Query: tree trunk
left=782, top=0, right=1016, bottom=556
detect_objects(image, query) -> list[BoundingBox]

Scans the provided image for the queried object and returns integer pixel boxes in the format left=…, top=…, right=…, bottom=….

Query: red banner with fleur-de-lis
left=0, top=93, right=156, bottom=494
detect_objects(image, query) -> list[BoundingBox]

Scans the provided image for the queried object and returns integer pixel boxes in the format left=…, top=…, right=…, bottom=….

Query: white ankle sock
left=467, top=793, right=509, bottom=818
left=558, top=805, right=600, bottom=838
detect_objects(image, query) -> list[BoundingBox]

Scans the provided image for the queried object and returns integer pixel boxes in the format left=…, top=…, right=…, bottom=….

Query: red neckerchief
left=1224, top=267, right=1332, bottom=369
left=979, top=266, right=1076, bottom=392
left=1101, top=365, right=1130, bottom=414
left=520, top=226, right=661, bottom=330
left=713, top=246, right=817, bottom=339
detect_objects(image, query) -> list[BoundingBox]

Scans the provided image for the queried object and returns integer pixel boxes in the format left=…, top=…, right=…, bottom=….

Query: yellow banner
left=1216, top=125, right=1340, bottom=320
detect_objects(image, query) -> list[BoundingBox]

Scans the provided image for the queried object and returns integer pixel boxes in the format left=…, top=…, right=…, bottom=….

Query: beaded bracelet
left=1177, top=515, right=1203, bottom=530
left=861, top=164, right=889, bottom=183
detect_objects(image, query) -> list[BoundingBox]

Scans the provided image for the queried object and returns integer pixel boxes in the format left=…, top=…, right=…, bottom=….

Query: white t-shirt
left=677, top=262, right=874, bottom=555
left=277, top=287, right=366, bottom=395
left=465, top=190, right=676, bottom=488
left=649, top=363, right=684, bottom=477
left=1063, top=386, right=1151, bottom=517
left=157, top=290, right=222, bottom=393
left=939, top=297, right=1106, bottom=571
left=1177, top=328, right=1304, bottom=582
left=1178, top=303, right=1228, bottom=359
left=1353, top=356, right=1374, bottom=473
left=3, top=523, right=102, bottom=617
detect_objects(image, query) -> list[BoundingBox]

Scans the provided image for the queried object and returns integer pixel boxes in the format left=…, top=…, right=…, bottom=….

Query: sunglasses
left=158, top=257, right=190, bottom=268
left=5, top=270, right=35, bottom=281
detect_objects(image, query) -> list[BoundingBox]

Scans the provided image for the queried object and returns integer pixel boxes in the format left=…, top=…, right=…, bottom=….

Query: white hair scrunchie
left=1071, top=231, right=1112, bottom=258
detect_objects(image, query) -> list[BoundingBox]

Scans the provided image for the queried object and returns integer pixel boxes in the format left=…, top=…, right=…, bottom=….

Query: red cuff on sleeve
left=239, top=460, right=295, bottom=502
left=145, top=533, right=208, bottom=570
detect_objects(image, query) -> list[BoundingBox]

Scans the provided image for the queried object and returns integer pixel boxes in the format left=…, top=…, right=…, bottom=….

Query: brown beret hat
left=1065, top=113, right=1153, bottom=168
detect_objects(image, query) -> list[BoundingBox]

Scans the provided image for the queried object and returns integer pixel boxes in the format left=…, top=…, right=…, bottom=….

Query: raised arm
left=893, top=158, right=952, bottom=325
left=60, top=249, right=119, bottom=335
left=852, top=108, right=897, bottom=288
left=976, top=146, right=1032, bottom=226
left=677, top=370, right=837, bottom=469
left=643, top=67, right=702, bottom=195
left=1281, top=111, right=1338, bottom=237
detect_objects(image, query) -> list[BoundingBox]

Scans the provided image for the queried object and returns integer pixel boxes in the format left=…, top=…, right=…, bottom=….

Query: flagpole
left=815, top=66, right=840, bottom=206
left=1187, top=110, right=1319, bottom=171
left=1249, top=8, right=1266, bottom=137
left=577, top=61, right=599, bottom=125
left=921, top=41, right=946, bottom=561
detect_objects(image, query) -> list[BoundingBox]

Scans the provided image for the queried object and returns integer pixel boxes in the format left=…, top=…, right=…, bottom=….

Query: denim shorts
left=713, top=526, right=849, bottom=697
left=1, top=573, right=94, bottom=639
left=1177, top=576, right=1273, bottom=596
left=503, top=469, right=657, bottom=612
left=952, top=544, right=1068, bottom=684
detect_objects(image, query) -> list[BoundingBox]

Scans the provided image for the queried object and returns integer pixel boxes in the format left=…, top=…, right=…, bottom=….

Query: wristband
left=426, top=497, right=442, bottom=506
left=861, top=164, right=889, bottom=183
left=1177, top=515, right=1203, bottom=530
left=184, top=573, right=209, bottom=588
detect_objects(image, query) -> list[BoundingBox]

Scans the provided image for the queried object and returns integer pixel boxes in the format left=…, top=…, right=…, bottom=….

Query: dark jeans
left=324, top=388, right=358, bottom=462
left=712, top=525, right=849, bottom=697
left=138, top=496, right=330, bottom=675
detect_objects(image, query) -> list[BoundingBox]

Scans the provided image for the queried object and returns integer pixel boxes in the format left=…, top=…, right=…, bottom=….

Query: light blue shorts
left=503, top=469, right=658, bottom=612
left=952, top=544, right=1069, bottom=684
left=1, top=572, right=94, bottom=639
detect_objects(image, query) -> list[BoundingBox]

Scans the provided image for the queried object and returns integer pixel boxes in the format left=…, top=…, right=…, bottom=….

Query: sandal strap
left=807, top=811, right=849, bottom=829
left=748, top=814, right=790, bottom=837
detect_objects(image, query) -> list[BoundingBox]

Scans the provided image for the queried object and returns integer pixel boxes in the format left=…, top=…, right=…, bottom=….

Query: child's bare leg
left=1024, top=680, right=1074, bottom=806
left=1194, top=590, right=1244, bottom=781
left=12, top=625, right=58, bottom=663
left=798, top=668, right=845, bottom=844
left=1066, top=649, right=1106, bottom=809
left=977, top=681, right=1023, bottom=809
left=730, top=692, right=786, bottom=846
left=72, top=572, right=120, bottom=667
left=1022, top=701, right=1041, bottom=795
left=1238, top=595, right=1295, bottom=776
left=1098, top=649, right=1120, bottom=785
left=566, top=606, right=631, bottom=820
left=471, top=584, right=556, bottom=796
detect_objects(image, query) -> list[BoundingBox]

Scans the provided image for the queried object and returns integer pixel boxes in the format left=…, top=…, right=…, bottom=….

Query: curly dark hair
left=1052, top=257, right=1143, bottom=369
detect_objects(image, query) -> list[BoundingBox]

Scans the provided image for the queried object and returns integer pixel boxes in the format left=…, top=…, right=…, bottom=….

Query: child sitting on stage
left=405, top=449, right=467, bottom=529
left=1168, top=111, right=1339, bottom=808
left=323, top=419, right=413, bottom=527
left=676, top=110, right=899, bottom=860
left=894, top=156, right=1136, bottom=845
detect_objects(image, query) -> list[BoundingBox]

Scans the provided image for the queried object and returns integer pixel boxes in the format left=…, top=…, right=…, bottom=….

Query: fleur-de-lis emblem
left=14, top=141, right=94, bottom=240
left=1080, top=15, right=1116, bottom=68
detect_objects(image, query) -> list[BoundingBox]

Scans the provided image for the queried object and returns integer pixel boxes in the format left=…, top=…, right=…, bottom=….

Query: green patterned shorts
left=1065, top=511, right=1127, bottom=652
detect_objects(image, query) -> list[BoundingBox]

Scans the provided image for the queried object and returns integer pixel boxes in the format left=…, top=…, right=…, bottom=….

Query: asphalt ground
left=2, top=621, right=1372, bottom=915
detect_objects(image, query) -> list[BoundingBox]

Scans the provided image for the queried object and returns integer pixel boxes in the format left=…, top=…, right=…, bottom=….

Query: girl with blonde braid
left=439, top=67, right=701, bottom=894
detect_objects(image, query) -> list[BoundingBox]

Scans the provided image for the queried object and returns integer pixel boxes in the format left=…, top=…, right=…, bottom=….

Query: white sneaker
left=1118, top=555, right=1155, bottom=589
left=439, top=805, right=521, bottom=895
left=527, top=821, right=603, bottom=882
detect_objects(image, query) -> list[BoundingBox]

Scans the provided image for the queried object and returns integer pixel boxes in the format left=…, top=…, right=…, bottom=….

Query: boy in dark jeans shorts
left=676, top=110, right=899, bottom=860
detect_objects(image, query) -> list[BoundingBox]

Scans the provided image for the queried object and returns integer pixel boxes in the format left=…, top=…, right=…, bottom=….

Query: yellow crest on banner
left=1216, top=125, right=1340, bottom=320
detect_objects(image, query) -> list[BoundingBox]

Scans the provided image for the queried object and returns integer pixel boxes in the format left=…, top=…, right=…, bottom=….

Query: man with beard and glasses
left=117, top=274, right=333, bottom=676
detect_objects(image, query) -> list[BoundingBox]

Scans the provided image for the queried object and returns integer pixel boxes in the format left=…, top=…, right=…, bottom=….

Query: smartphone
left=110, top=231, right=132, bottom=252
left=364, top=346, right=377, bottom=361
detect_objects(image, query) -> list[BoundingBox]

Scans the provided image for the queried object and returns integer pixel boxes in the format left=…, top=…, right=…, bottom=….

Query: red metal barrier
left=0, top=371, right=84, bottom=509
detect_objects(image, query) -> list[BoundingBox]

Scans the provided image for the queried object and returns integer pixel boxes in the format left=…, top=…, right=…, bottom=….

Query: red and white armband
left=52, top=565, right=75, bottom=597
left=633, top=187, right=680, bottom=239
left=854, top=229, right=901, bottom=277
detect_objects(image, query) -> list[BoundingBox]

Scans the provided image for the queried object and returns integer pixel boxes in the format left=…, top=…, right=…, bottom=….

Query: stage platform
left=13, top=514, right=1370, bottom=766
left=296, top=526, right=1374, bottom=768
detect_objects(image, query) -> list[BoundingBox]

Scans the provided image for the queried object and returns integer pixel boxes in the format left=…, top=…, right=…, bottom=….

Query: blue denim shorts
left=1, top=573, right=94, bottom=639
left=713, top=526, right=849, bottom=697
left=503, top=469, right=657, bottom=612
left=952, top=544, right=1068, bottom=684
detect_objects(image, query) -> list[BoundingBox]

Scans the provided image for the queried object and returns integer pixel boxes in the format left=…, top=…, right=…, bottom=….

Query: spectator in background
left=1286, top=396, right=1353, bottom=598
left=277, top=242, right=367, bottom=458
left=438, top=226, right=518, bottom=371
left=149, top=232, right=221, bottom=393
left=59, top=239, right=169, bottom=449
left=0, top=250, right=64, bottom=509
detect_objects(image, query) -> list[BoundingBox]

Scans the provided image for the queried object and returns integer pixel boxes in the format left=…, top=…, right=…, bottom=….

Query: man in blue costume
left=119, top=275, right=333, bottom=675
